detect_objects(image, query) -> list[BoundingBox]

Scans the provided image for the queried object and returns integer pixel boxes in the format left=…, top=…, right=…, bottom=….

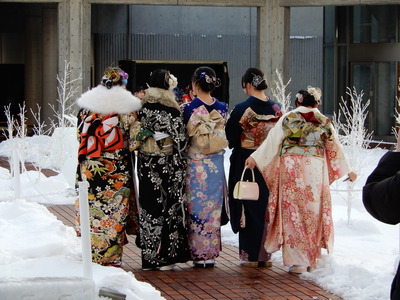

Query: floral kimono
left=251, top=106, right=350, bottom=268
left=182, top=97, right=228, bottom=262
left=75, top=84, right=142, bottom=267
left=134, top=87, right=191, bottom=270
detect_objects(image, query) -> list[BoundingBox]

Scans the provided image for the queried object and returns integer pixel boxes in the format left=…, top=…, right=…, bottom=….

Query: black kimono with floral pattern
left=136, top=87, right=191, bottom=269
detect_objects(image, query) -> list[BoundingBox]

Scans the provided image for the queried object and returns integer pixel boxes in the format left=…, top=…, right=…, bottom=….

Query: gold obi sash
left=187, top=105, right=227, bottom=155
left=139, top=135, right=173, bottom=156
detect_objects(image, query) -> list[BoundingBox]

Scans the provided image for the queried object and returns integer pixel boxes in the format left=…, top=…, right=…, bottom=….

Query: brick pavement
left=0, top=155, right=342, bottom=300
left=48, top=204, right=342, bottom=300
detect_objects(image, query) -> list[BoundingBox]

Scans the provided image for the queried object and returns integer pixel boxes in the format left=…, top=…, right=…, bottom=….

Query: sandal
left=240, top=261, right=258, bottom=268
left=193, top=259, right=215, bottom=268
left=288, top=265, right=308, bottom=274
left=159, top=264, right=175, bottom=271
left=258, top=261, right=273, bottom=267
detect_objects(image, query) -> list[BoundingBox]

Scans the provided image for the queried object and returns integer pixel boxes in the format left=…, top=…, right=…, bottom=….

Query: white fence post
left=78, top=181, right=93, bottom=280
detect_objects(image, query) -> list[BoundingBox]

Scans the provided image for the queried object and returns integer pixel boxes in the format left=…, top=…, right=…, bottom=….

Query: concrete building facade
left=1, top=0, right=399, bottom=141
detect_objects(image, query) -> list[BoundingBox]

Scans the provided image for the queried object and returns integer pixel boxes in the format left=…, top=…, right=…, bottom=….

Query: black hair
left=295, top=90, right=319, bottom=107
left=241, top=67, right=268, bottom=90
left=191, top=66, right=220, bottom=92
left=147, top=69, right=171, bottom=90
left=134, top=85, right=145, bottom=92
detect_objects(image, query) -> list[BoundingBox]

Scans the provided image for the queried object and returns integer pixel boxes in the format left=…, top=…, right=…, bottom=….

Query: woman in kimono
left=75, top=66, right=142, bottom=267
left=245, top=87, right=357, bottom=273
left=181, top=66, right=228, bottom=268
left=225, top=68, right=281, bottom=267
left=135, top=69, right=190, bottom=271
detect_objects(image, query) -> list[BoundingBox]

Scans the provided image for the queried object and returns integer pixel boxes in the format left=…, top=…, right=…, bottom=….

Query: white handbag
left=233, top=167, right=259, bottom=201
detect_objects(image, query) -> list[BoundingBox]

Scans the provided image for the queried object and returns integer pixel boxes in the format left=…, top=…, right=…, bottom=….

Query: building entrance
left=350, top=61, right=397, bottom=141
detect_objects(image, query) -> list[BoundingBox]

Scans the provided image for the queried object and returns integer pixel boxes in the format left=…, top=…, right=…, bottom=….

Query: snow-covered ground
left=0, top=134, right=398, bottom=300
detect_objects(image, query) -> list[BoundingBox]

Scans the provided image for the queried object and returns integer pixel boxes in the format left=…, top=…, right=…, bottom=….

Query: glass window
left=374, top=62, right=396, bottom=136
left=352, top=6, right=397, bottom=43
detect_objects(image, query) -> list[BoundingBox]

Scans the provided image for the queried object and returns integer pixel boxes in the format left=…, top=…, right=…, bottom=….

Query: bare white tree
left=1, top=62, right=81, bottom=187
left=1, top=103, right=31, bottom=196
left=49, top=61, right=82, bottom=128
left=47, top=61, right=81, bottom=174
left=30, top=104, right=51, bottom=136
left=332, top=86, right=377, bottom=224
left=270, top=69, right=292, bottom=113
left=2, top=104, right=17, bottom=178
left=2, top=104, right=15, bottom=141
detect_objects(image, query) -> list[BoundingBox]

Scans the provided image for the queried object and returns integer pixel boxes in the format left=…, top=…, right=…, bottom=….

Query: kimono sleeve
left=324, top=125, right=351, bottom=185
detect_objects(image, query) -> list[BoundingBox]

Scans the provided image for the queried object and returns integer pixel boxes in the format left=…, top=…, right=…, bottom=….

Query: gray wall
left=289, top=7, right=324, bottom=110
left=92, top=5, right=324, bottom=110
left=93, top=5, right=258, bottom=108
left=0, top=3, right=324, bottom=114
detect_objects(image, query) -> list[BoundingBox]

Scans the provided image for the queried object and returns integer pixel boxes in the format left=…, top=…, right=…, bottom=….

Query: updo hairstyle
left=241, top=67, right=268, bottom=90
left=101, top=66, right=129, bottom=89
left=191, top=66, right=221, bottom=92
left=295, top=88, right=321, bottom=107
left=148, top=69, right=178, bottom=91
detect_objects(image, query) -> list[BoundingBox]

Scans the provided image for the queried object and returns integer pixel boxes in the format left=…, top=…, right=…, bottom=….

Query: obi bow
left=187, top=105, right=224, bottom=137
left=239, top=107, right=280, bottom=130
left=78, top=113, right=124, bottom=162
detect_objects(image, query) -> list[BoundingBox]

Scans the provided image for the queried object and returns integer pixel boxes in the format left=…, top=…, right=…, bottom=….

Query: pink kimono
left=251, top=106, right=350, bottom=268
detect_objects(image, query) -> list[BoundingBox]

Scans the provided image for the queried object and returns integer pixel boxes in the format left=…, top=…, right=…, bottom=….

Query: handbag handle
left=240, top=167, right=255, bottom=182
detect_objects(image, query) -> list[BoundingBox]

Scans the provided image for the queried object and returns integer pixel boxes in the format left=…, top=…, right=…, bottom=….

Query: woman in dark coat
left=225, top=68, right=281, bottom=267
left=363, top=129, right=400, bottom=300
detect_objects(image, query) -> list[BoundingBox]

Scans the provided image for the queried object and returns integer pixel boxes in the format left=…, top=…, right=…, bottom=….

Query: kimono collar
left=294, top=106, right=322, bottom=124
left=142, top=87, right=181, bottom=111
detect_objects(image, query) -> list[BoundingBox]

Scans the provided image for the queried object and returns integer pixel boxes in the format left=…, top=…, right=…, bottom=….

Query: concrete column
left=257, top=1, right=290, bottom=85
left=58, top=0, right=91, bottom=98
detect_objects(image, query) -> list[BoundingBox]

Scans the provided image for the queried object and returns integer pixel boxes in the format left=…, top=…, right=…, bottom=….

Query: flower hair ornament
left=296, top=92, right=303, bottom=103
left=101, top=67, right=128, bottom=89
left=307, top=86, right=322, bottom=103
left=251, top=74, right=266, bottom=88
left=164, top=71, right=178, bottom=90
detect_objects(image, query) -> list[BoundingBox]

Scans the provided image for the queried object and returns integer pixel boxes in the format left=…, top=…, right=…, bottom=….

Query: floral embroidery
left=75, top=110, right=140, bottom=266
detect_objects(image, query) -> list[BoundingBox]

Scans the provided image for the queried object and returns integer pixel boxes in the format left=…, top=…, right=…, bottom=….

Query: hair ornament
left=168, top=73, right=178, bottom=90
left=163, top=71, right=178, bottom=90
left=119, top=70, right=129, bottom=85
left=296, top=93, right=303, bottom=103
left=307, top=86, right=322, bottom=103
left=200, top=71, right=218, bottom=85
left=101, top=67, right=128, bottom=88
left=251, top=74, right=265, bottom=88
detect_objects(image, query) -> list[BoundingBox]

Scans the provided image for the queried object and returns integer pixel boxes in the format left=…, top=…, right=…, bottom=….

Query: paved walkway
left=0, top=156, right=341, bottom=300
left=48, top=204, right=342, bottom=300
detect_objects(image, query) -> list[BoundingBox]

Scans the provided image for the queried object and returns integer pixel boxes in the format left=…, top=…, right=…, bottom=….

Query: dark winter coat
left=362, top=151, right=400, bottom=300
